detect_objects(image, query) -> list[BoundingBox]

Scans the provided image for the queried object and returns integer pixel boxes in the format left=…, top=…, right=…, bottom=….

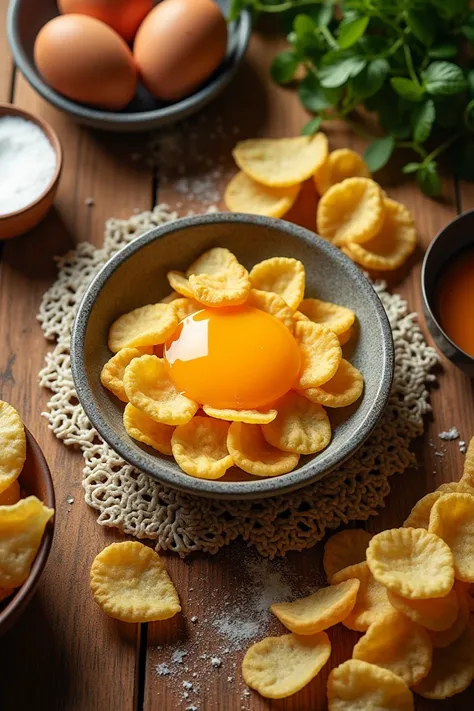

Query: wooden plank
left=0, top=0, right=13, bottom=102
left=0, top=72, right=153, bottom=709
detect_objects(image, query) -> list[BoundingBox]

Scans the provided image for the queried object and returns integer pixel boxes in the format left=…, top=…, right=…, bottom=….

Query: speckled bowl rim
left=71, top=213, right=394, bottom=499
left=7, top=1, right=252, bottom=130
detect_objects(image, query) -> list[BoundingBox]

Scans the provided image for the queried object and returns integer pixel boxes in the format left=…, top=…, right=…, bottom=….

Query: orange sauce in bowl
left=436, top=247, right=474, bottom=358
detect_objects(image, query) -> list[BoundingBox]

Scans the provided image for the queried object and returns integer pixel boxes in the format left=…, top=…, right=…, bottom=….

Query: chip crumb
left=439, top=427, right=460, bottom=441
left=211, top=657, right=222, bottom=668
left=156, top=664, right=170, bottom=677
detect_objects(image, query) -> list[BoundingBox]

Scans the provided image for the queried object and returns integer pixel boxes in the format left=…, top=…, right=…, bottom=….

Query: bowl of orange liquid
left=71, top=213, right=394, bottom=499
left=422, top=210, right=474, bottom=377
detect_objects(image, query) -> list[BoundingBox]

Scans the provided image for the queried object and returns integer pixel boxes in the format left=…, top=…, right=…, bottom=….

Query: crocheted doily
left=38, top=205, right=439, bottom=558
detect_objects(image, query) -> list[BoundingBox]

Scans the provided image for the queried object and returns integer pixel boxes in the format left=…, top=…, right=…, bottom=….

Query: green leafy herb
left=364, top=135, right=395, bottom=172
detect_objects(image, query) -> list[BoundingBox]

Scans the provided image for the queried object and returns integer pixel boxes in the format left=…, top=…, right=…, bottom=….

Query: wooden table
left=1, top=5, right=474, bottom=710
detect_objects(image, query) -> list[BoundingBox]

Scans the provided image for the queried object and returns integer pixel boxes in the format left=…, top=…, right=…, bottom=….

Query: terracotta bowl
left=71, top=213, right=394, bottom=500
left=0, top=428, right=55, bottom=636
left=0, top=103, right=62, bottom=240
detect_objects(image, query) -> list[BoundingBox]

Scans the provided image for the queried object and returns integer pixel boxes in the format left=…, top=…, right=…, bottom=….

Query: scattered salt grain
left=211, top=657, right=222, bottom=668
left=171, top=649, right=187, bottom=664
left=85, top=197, right=94, bottom=207
left=183, top=681, right=193, bottom=691
left=227, top=676, right=233, bottom=682
left=183, top=692, right=189, bottom=699
left=459, top=441, right=467, bottom=454
left=186, top=706, right=198, bottom=711
left=155, top=664, right=170, bottom=677
left=66, top=496, right=74, bottom=504
left=439, top=427, right=460, bottom=441
left=191, top=616, right=198, bottom=623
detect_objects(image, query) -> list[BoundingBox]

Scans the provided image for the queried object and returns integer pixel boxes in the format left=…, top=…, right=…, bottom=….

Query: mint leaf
left=352, top=58, right=389, bottom=99
left=337, top=16, right=369, bottom=50
left=423, top=62, right=467, bottom=96
left=270, top=51, right=299, bottom=85
left=319, top=57, right=367, bottom=88
left=417, top=162, right=441, bottom=196
left=461, top=25, right=474, bottom=44
left=293, top=13, right=315, bottom=35
left=364, top=135, right=395, bottom=172
left=301, top=116, right=322, bottom=136
left=298, top=73, right=341, bottom=112
left=412, top=99, right=436, bottom=143
left=390, top=77, right=426, bottom=102
left=406, top=10, right=435, bottom=46
left=311, top=1, right=333, bottom=27
left=403, top=162, right=422, bottom=174
left=428, top=43, right=458, bottom=59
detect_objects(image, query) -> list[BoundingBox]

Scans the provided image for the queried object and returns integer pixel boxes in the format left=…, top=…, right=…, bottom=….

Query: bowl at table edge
left=0, top=103, right=62, bottom=240
left=422, top=209, right=474, bottom=377
left=7, top=0, right=251, bottom=132
left=0, top=428, right=55, bottom=637
left=70, top=213, right=394, bottom=500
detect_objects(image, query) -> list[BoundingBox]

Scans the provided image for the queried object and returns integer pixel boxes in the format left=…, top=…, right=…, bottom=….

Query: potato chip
left=123, top=403, right=174, bottom=455
left=338, top=328, right=353, bottom=346
left=90, top=541, right=181, bottom=623
left=186, top=247, right=241, bottom=278
left=299, top=298, right=355, bottom=336
left=427, top=585, right=470, bottom=648
left=327, top=659, right=414, bottom=711
left=0, top=401, right=26, bottom=495
left=224, top=170, right=300, bottom=218
left=167, top=270, right=195, bottom=298
left=233, top=134, right=328, bottom=188
left=242, top=631, right=331, bottom=698
left=124, top=355, right=198, bottom=426
left=189, top=266, right=251, bottom=308
left=343, top=198, right=417, bottom=271
left=202, top=405, right=277, bottom=424
left=227, top=422, right=300, bottom=477
left=171, top=416, right=233, bottom=480
left=429, top=493, right=474, bottom=582
left=0, top=496, right=54, bottom=588
left=270, top=579, right=359, bottom=635
left=387, top=587, right=459, bottom=632
left=413, top=620, right=474, bottom=699
left=366, top=527, right=454, bottom=599
left=108, top=304, right=178, bottom=352
left=171, top=297, right=202, bottom=323
left=460, top=436, right=474, bottom=489
left=0, top=587, right=14, bottom=603
left=160, top=291, right=179, bottom=304
left=331, top=561, right=393, bottom=631
left=314, top=148, right=370, bottom=195
left=317, top=177, right=385, bottom=247
left=437, top=480, right=474, bottom=495
left=0, top=479, right=21, bottom=506
left=262, top=391, right=331, bottom=455
left=101, top=347, right=153, bottom=402
left=403, top=491, right=442, bottom=530
left=293, top=320, right=342, bottom=388
left=323, top=529, right=373, bottom=583
left=246, top=288, right=294, bottom=330
left=249, top=257, right=305, bottom=311
left=299, top=359, right=363, bottom=409
left=352, top=610, right=432, bottom=687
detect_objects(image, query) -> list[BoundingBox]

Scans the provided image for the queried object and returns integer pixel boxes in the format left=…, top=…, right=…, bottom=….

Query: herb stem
left=253, top=0, right=333, bottom=12
left=319, top=24, right=338, bottom=50
left=404, top=44, right=420, bottom=85
left=423, top=132, right=462, bottom=164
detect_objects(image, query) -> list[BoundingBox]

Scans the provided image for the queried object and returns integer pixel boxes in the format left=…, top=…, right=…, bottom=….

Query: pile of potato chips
left=242, top=437, right=474, bottom=706
left=0, top=400, right=54, bottom=604
left=225, top=135, right=417, bottom=272
left=101, top=248, right=364, bottom=480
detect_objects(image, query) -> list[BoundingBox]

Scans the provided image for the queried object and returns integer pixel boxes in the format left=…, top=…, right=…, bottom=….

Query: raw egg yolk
left=164, top=306, right=301, bottom=410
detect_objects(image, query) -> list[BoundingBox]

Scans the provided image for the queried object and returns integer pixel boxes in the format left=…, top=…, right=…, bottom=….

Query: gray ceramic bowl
left=7, top=0, right=251, bottom=132
left=422, top=209, right=474, bottom=377
left=71, top=213, right=394, bottom=499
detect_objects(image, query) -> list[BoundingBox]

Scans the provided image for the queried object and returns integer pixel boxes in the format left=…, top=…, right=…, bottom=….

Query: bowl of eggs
left=70, top=213, right=394, bottom=500
left=7, top=0, right=251, bottom=131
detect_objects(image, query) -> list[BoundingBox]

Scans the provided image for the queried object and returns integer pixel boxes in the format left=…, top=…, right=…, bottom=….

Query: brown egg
left=134, top=0, right=227, bottom=101
left=34, top=15, right=137, bottom=111
left=58, top=0, right=153, bottom=43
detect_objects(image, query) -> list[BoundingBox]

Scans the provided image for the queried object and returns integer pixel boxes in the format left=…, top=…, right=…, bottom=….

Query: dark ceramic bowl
left=71, top=213, right=394, bottom=500
left=422, top=210, right=474, bottom=377
left=7, top=0, right=251, bottom=132
left=0, top=428, right=55, bottom=636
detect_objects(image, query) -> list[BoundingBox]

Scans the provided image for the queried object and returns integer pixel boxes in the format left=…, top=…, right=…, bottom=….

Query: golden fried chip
left=202, top=405, right=277, bottom=424
left=460, top=436, right=474, bottom=489
left=242, top=631, right=331, bottom=698
left=233, top=134, right=328, bottom=188
left=124, top=355, right=198, bottom=426
left=108, top=304, right=178, bottom=353
left=123, top=403, right=174, bottom=455
left=317, top=177, right=385, bottom=247
left=189, top=267, right=251, bottom=307
left=331, top=561, right=393, bottom=631
left=0, top=496, right=54, bottom=588
left=224, top=170, right=300, bottom=217
left=90, top=541, right=181, bottom=623
left=186, top=247, right=241, bottom=278
left=437, top=480, right=474, bottom=495
left=366, top=527, right=454, bottom=599
left=314, top=148, right=370, bottom=195
left=0, top=587, right=14, bottom=603
left=298, top=298, right=355, bottom=335
left=428, top=585, right=470, bottom=648
left=167, top=270, right=195, bottom=298
left=299, top=359, right=363, bottom=409
left=101, top=347, right=154, bottom=402
left=249, top=257, right=305, bottom=311
left=413, top=620, right=474, bottom=699
left=270, top=579, right=359, bottom=635
left=160, top=291, right=179, bottom=304
left=246, top=288, right=294, bottom=330
left=403, top=491, right=442, bottom=530
left=343, top=198, right=417, bottom=271
left=327, top=659, right=414, bottom=711
left=171, top=416, right=233, bottom=480
left=323, top=529, right=373, bottom=583
left=293, top=320, right=342, bottom=388
left=227, top=422, right=300, bottom=477
left=262, top=391, right=331, bottom=455
left=387, top=587, right=459, bottom=632
left=0, top=401, right=26, bottom=495
left=0, top=479, right=21, bottom=506
left=352, top=610, right=432, bottom=687
left=171, top=297, right=202, bottom=323
left=429, top=493, right=474, bottom=582
left=338, top=328, right=353, bottom=346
